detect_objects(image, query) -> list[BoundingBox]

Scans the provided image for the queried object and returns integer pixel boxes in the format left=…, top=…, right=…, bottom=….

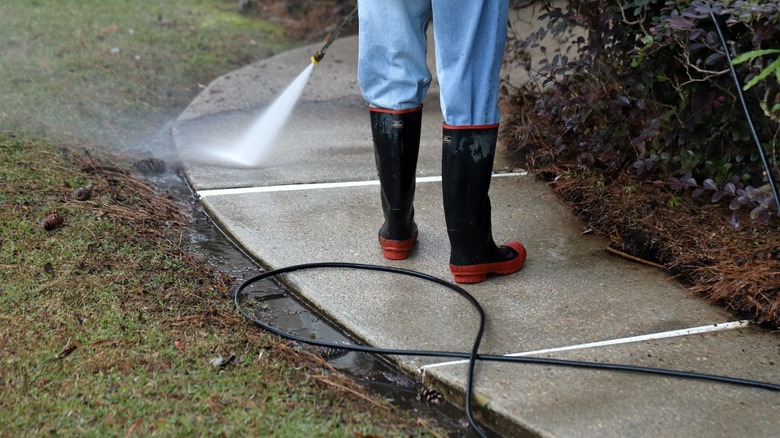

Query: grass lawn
left=0, top=0, right=448, bottom=436
left=0, top=0, right=296, bottom=149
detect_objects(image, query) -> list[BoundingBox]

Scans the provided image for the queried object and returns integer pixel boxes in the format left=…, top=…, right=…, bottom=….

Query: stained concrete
left=171, top=13, right=780, bottom=438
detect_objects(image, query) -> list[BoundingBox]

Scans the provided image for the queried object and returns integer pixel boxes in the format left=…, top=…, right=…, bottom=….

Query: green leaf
left=731, top=49, right=780, bottom=65
left=743, top=57, right=780, bottom=90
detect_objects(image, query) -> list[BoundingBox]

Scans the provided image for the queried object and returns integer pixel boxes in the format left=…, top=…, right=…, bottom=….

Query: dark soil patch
left=246, top=0, right=357, bottom=42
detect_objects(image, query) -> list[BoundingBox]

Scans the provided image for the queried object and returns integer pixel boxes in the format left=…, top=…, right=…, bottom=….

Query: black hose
left=236, top=262, right=490, bottom=436
left=235, top=262, right=780, bottom=438
left=710, top=12, right=780, bottom=215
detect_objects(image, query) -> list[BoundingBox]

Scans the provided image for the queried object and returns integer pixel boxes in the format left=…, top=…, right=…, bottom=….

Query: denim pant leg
left=432, top=0, right=508, bottom=126
left=357, top=0, right=432, bottom=111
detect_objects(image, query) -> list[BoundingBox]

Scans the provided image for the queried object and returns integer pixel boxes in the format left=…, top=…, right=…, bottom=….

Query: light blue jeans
left=357, top=0, right=509, bottom=127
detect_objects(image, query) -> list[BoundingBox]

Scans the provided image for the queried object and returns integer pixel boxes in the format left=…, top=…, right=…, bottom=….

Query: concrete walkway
left=171, top=27, right=780, bottom=438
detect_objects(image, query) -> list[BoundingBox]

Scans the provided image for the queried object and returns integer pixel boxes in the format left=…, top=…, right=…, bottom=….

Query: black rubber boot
left=442, top=125, right=526, bottom=283
left=371, top=107, right=423, bottom=260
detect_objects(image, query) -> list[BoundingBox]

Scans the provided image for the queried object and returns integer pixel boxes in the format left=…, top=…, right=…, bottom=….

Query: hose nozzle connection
left=311, top=6, right=358, bottom=65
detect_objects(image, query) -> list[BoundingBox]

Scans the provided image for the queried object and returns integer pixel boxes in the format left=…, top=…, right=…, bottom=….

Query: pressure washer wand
left=311, top=6, right=358, bottom=65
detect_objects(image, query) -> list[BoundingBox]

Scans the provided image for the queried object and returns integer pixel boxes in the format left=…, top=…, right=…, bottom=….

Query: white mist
left=197, top=63, right=315, bottom=168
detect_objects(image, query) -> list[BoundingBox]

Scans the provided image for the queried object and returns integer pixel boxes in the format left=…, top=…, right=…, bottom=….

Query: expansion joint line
left=196, top=171, right=527, bottom=198
left=419, top=320, right=751, bottom=374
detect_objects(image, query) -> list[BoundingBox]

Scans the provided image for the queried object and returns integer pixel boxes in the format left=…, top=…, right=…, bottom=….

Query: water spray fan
left=191, top=6, right=358, bottom=168
left=311, top=6, right=358, bottom=65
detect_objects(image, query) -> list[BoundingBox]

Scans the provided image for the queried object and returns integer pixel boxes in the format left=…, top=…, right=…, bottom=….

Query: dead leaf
left=55, top=340, right=78, bottom=359
left=100, top=24, right=120, bottom=35
left=210, top=355, right=236, bottom=368
left=125, top=418, right=141, bottom=438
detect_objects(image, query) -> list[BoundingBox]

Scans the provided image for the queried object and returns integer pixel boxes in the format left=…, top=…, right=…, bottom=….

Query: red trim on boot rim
left=449, top=241, right=527, bottom=284
left=369, top=105, right=423, bottom=115
left=442, top=122, right=500, bottom=130
left=378, top=230, right=418, bottom=260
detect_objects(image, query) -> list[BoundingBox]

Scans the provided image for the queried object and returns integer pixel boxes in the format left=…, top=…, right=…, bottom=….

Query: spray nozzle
left=310, top=6, right=357, bottom=65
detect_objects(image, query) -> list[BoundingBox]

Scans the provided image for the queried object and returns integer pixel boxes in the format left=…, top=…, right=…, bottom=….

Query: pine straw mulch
left=500, top=96, right=780, bottom=327
left=548, top=171, right=780, bottom=327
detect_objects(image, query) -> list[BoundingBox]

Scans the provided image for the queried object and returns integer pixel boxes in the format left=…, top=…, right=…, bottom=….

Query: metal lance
left=311, top=6, right=358, bottom=65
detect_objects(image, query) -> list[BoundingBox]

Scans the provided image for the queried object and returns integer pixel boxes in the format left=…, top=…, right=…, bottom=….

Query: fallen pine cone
left=133, top=157, right=166, bottom=175
left=417, top=386, right=443, bottom=404
left=73, top=184, right=93, bottom=201
left=41, top=211, right=64, bottom=231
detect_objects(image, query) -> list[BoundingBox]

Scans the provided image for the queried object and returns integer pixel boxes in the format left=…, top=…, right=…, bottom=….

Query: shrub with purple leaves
left=504, top=0, right=779, bottom=226
left=653, top=173, right=778, bottom=227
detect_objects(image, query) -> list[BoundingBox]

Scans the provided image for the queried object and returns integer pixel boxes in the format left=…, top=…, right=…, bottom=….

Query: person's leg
left=358, top=0, right=432, bottom=111
left=433, top=1, right=526, bottom=283
left=431, top=0, right=508, bottom=126
left=358, top=0, right=432, bottom=259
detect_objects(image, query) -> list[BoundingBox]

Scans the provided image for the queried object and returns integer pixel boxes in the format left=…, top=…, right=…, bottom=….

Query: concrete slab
left=172, top=9, right=780, bottom=437
left=195, top=175, right=780, bottom=437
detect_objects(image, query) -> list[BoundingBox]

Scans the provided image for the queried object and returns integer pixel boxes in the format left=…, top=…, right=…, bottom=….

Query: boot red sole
left=450, top=241, right=527, bottom=283
left=378, top=231, right=418, bottom=260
